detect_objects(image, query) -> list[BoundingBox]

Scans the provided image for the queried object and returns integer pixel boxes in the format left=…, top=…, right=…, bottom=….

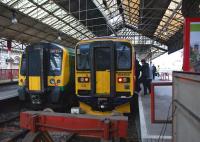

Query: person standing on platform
left=148, top=62, right=153, bottom=93
left=135, top=59, right=141, bottom=93
left=141, top=59, right=150, bottom=95
left=152, top=64, right=157, bottom=80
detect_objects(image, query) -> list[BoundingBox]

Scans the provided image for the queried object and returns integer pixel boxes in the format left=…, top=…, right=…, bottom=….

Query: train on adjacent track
left=18, top=42, right=77, bottom=111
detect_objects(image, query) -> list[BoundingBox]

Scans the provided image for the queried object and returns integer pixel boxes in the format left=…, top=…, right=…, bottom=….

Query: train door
left=91, top=41, right=115, bottom=96
left=26, top=46, right=47, bottom=93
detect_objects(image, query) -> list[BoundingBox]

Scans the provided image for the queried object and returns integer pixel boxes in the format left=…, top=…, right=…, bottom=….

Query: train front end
left=18, top=43, right=68, bottom=109
left=75, top=38, right=136, bottom=115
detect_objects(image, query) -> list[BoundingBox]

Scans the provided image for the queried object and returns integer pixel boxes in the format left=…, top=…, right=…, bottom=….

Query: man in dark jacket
left=135, top=59, right=141, bottom=93
left=152, top=64, right=157, bottom=80
left=141, top=59, right=150, bottom=95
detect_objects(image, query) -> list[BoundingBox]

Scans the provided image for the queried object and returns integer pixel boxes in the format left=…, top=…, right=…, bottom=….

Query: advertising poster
left=190, top=22, right=200, bottom=72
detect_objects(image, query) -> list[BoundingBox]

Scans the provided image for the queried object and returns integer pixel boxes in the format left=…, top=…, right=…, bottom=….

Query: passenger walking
left=152, top=64, right=157, bottom=80
left=135, top=59, right=141, bottom=93
left=141, top=59, right=150, bottom=95
left=148, top=63, right=153, bottom=93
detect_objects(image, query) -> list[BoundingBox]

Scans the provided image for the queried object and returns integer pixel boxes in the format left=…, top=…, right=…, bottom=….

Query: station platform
left=0, top=79, right=18, bottom=85
left=0, top=84, right=18, bottom=100
left=139, top=79, right=172, bottom=142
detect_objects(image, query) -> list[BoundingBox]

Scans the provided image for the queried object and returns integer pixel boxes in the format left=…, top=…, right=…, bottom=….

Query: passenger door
left=26, top=47, right=46, bottom=92
left=90, top=41, right=115, bottom=96
left=94, top=47, right=111, bottom=95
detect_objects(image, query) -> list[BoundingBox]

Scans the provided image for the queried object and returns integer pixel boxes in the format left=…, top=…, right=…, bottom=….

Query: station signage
left=183, top=18, right=200, bottom=73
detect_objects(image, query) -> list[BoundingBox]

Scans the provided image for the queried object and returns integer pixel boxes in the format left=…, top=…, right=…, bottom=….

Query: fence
left=0, top=69, right=18, bottom=82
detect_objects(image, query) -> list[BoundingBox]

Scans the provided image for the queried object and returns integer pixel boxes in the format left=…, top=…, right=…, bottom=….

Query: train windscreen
left=48, top=49, right=63, bottom=76
left=76, top=44, right=90, bottom=70
left=116, top=42, right=131, bottom=70
left=77, top=42, right=131, bottom=70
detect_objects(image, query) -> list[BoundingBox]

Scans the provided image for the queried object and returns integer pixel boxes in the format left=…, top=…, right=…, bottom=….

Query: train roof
left=77, top=37, right=132, bottom=45
left=28, top=42, right=74, bottom=52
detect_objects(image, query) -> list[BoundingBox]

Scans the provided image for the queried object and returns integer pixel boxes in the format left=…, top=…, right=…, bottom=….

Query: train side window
left=116, top=42, right=131, bottom=70
left=77, top=44, right=90, bottom=70
left=20, top=54, right=26, bottom=75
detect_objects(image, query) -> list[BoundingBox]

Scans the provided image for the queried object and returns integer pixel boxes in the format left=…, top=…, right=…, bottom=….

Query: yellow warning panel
left=28, top=76, right=41, bottom=91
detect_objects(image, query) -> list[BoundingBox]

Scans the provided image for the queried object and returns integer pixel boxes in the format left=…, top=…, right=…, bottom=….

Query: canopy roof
left=0, top=0, right=184, bottom=59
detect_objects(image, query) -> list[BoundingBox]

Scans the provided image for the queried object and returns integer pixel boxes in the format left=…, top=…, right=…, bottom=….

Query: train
left=18, top=38, right=138, bottom=115
left=18, top=42, right=78, bottom=111
left=75, top=37, right=138, bottom=115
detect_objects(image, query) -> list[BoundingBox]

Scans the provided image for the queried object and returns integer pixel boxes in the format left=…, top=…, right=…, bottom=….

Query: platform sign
left=183, top=18, right=200, bottom=72
left=190, top=22, right=200, bottom=72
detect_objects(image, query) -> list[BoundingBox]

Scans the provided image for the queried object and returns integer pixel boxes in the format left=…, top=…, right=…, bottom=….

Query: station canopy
left=0, top=0, right=184, bottom=59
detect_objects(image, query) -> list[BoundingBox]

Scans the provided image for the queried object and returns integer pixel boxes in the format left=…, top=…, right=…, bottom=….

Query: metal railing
left=0, top=69, right=18, bottom=82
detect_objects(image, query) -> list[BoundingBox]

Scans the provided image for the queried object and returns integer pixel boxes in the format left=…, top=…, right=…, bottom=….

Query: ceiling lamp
left=57, top=33, right=62, bottom=40
left=11, top=11, right=18, bottom=24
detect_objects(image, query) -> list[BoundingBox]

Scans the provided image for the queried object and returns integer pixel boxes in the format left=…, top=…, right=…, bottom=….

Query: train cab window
left=116, top=42, right=131, bottom=70
left=77, top=44, right=90, bottom=70
left=20, top=54, right=26, bottom=75
left=49, top=49, right=62, bottom=76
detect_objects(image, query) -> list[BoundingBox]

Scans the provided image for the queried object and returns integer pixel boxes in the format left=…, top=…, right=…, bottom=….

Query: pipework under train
left=18, top=42, right=77, bottom=111
left=75, top=38, right=138, bottom=115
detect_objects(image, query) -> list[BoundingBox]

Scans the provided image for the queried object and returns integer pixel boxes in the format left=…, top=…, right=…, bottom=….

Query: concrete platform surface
left=139, top=81, right=172, bottom=142
left=0, top=79, right=18, bottom=85
left=0, top=84, right=18, bottom=100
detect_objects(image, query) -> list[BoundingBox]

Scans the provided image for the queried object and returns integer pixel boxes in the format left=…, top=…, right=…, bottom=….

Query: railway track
left=0, top=111, right=28, bottom=142
left=0, top=93, right=29, bottom=142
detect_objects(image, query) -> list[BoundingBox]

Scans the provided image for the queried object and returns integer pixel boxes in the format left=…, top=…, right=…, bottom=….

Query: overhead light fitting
left=11, top=11, right=18, bottom=24
left=57, top=33, right=62, bottom=40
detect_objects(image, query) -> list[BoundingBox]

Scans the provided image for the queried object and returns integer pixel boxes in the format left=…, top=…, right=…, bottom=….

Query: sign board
left=183, top=18, right=200, bottom=72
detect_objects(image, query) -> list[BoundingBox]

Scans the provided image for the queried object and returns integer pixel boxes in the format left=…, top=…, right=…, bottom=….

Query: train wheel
left=22, top=131, right=53, bottom=142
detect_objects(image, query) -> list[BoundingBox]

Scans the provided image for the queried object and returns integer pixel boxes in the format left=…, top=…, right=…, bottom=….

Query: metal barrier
left=173, top=71, right=200, bottom=142
left=0, top=69, right=18, bottom=82
left=150, top=81, right=172, bottom=123
left=20, top=111, right=128, bottom=141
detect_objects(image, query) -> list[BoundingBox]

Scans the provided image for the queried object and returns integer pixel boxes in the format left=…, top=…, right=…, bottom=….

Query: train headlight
left=71, top=107, right=81, bottom=114
left=57, top=79, right=61, bottom=84
left=50, top=79, right=55, bottom=84
left=20, top=79, right=23, bottom=83
left=78, top=77, right=89, bottom=83
left=84, top=77, right=89, bottom=82
left=118, top=77, right=123, bottom=83
left=118, top=77, right=130, bottom=83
